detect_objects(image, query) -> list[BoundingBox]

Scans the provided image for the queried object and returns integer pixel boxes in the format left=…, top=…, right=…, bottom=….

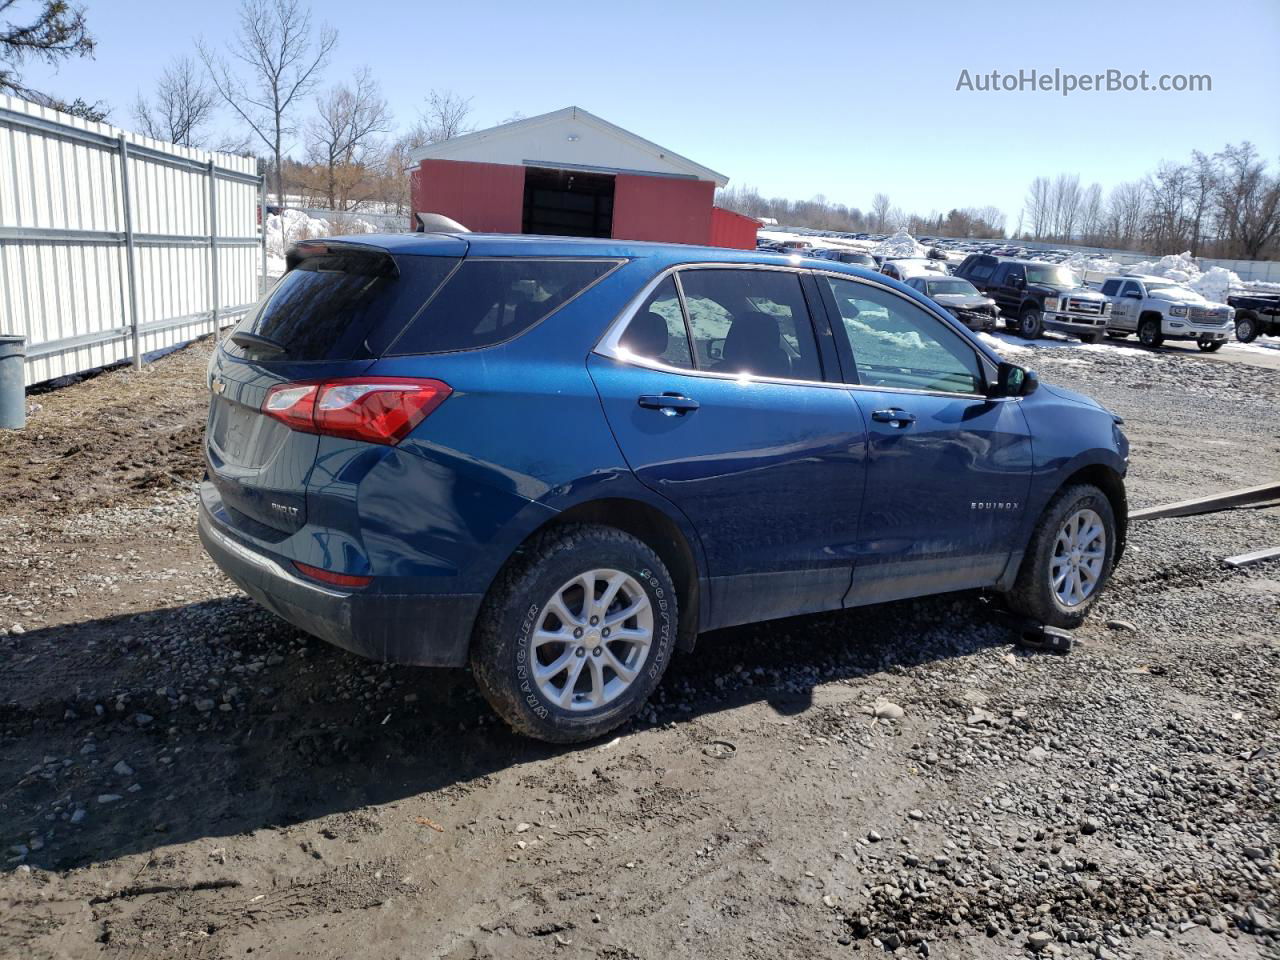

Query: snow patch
left=264, top=209, right=379, bottom=275
left=873, top=229, right=928, bottom=260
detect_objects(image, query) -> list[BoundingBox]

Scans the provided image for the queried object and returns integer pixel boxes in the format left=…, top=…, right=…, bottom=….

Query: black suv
left=955, top=255, right=1110, bottom=341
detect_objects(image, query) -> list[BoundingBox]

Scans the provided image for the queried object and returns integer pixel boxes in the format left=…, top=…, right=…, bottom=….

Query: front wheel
left=1235, top=315, right=1258, bottom=343
left=1018, top=307, right=1044, bottom=339
left=1138, top=317, right=1164, bottom=348
left=1004, top=484, right=1117, bottom=629
left=1197, top=337, right=1224, bottom=352
left=470, top=524, right=677, bottom=743
left=1078, top=332, right=1102, bottom=345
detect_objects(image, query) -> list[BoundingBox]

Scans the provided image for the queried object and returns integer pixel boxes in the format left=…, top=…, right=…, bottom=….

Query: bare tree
left=132, top=56, right=218, bottom=147
left=1078, top=183, right=1104, bottom=245
left=1050, top=174, right=1082, bottom=241
left=871, top=193, right=891, bottom=232
left=1106, top=181, right=1147, bottom=248
left=198, top=0, right=336, bottom=204
left=415, top=89, right=473, bottom=143
left=304, top=66, right=392, bottom=210
left=1214, top=142, right=1280, bottom=259
left=1024, top=177, right=1051, bottom=239
left=0, top=0, right=100, bottom=116
left=1186, top=151, right=1218, bottom=256
left=1144, top=161, right=1192, bottom=252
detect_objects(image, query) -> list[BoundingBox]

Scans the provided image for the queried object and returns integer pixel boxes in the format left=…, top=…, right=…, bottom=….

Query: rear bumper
left=198, top=499, right=481, bottom=667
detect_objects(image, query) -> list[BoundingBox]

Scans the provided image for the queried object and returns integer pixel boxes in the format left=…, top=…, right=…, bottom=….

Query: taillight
left=262, top=377, right=451, bottom=445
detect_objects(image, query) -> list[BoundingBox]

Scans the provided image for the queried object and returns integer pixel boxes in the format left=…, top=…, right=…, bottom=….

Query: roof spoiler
left=415, top=212, right=470, bottom=233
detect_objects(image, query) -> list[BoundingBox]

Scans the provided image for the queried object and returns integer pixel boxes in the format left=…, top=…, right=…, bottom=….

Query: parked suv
left=1100, top=275, right=1234, bottom=350
left=201, top=235, right=1129, bottom=743
left=955, top=255, right=1110, bottom=341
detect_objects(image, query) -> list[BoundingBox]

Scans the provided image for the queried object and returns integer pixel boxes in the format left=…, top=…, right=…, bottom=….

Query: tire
left=1078, top=333, right=1102, bottom=344
left=470, top=523, right=678, bottom=743
left=1004, top=483, right=1117, bottom=629
left=1196, top=338, right=1223, bottom=352
left=1235, top=315, right=1258, bottom=343
left=1138, top=317, right=1164, bottom=348
left=1018, top=307, right=1044, bottom=339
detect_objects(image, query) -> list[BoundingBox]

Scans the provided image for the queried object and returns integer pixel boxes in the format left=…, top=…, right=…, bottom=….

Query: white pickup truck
left=1100, top=275, right=1234, bottom=351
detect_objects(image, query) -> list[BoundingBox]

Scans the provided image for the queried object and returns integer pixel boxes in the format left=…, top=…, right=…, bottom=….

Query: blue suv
left=200, top=234, right=1128, bottom=742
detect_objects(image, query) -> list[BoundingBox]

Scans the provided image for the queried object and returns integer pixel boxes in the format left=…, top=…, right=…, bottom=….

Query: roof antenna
left=415, top=212, right=471, bottom=234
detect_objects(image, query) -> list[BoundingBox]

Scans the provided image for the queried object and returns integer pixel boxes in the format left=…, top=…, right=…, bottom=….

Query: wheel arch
left=1055, top=463, right=1128, bottom=566
left=480, top=496, right=704, bottom=653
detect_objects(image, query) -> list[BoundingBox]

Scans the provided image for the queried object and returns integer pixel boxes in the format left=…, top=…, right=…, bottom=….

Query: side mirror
left=1011, top=276, right=1025, bottom=288
left=993, top=362, right=1038, bottom=398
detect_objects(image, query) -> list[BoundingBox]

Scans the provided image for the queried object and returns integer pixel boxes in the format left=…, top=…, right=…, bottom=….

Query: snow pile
left=264, top=210, right=379, bottom=276
left=889, top=258, right=946, bottom=279
left=1064, top=252, right=1123, bottom=276
left=873, top=229, right=927, bottom=260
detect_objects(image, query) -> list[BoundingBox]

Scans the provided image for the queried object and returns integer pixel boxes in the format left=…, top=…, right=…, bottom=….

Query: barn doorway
left=522, top=166, right=615, bottom=238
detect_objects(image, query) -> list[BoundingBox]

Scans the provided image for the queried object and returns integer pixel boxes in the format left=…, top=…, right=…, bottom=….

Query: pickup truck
left=1227, top=292, right=1280, bottom=342
left=1099, top=275, right=1233, bottom=350
left=954, top=255, right=1111, bottom=341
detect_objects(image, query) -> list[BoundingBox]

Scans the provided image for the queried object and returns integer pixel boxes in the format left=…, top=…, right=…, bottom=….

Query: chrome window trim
left=593, top=262, right=1009, bottom=403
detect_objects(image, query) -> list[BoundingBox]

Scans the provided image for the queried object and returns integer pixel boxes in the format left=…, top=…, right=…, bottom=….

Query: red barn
left=409, top=106, right=755, bottom=249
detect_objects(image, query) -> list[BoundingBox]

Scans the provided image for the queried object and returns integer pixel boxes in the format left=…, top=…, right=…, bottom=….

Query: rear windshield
left=227, top=249, right=456, bottom=362
left=387, top=258, right=618, bottom=355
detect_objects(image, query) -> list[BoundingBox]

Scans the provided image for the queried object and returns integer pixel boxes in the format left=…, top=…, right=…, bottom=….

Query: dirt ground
left=0, top=335, right=1276, bottom=960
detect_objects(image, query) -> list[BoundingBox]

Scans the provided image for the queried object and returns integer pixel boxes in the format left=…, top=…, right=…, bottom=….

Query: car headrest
left=621, top=310, right=669, bottom=358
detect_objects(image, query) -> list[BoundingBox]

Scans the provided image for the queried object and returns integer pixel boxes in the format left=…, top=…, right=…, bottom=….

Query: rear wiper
left=229, top=330, right=285, bottom=356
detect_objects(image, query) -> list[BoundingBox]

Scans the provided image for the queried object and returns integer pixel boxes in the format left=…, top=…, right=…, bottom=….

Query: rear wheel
left=470, top=524, right=677, bottom=743
left=1138, top=317, right=1164, bottom=348
left=1235, top=315, right=1258, bottom=343
left=1018, top=307, right=1044, bottom=339
left=1004, top=484, right=1117, bottom=629
left=1078, top=332, right=1102, bottom=344
left=1197, top=337, right=1223, bottom=352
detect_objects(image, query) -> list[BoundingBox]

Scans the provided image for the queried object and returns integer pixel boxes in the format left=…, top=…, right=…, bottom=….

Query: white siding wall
left=0, top=95, right=264, bottom=385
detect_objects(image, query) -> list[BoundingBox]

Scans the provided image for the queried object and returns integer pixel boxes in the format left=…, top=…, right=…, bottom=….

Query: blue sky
left=17, top=0, right=1280, bottom=227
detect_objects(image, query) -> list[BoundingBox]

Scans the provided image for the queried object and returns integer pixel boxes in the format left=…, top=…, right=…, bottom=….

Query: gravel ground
left=0, top=335, right=1276, bottom=960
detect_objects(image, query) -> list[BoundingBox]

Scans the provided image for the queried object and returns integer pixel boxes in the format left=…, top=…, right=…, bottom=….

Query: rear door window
left=390, top=258, right=619, bottom=355
left=617, top=276, right=693, bottom=369
left=678, top=269, right=823, bottom=382
left=227, top=249, right=456, bottom=362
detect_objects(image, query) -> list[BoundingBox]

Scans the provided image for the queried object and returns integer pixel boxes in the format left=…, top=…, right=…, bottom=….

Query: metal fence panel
left=0, top=95, right=265, bottom=386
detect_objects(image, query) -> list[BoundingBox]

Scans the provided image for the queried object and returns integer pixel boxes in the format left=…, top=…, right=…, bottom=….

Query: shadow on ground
left=0, top=590, right=1019, bottom=872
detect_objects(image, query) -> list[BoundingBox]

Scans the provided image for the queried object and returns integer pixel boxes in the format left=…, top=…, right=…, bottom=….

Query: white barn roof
left=409, top=106, right=729, bottom=187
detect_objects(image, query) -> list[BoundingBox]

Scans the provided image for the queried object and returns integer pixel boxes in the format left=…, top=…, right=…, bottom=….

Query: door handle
left=871, top=408, right=917, bottom=427
left=638, top=393, right=699, bottom=416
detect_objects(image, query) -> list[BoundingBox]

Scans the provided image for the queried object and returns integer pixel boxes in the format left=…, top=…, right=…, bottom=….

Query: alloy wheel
left=1050, top=508, right=1106, bottom=608
left=531, top=569, right=653, bottom=711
